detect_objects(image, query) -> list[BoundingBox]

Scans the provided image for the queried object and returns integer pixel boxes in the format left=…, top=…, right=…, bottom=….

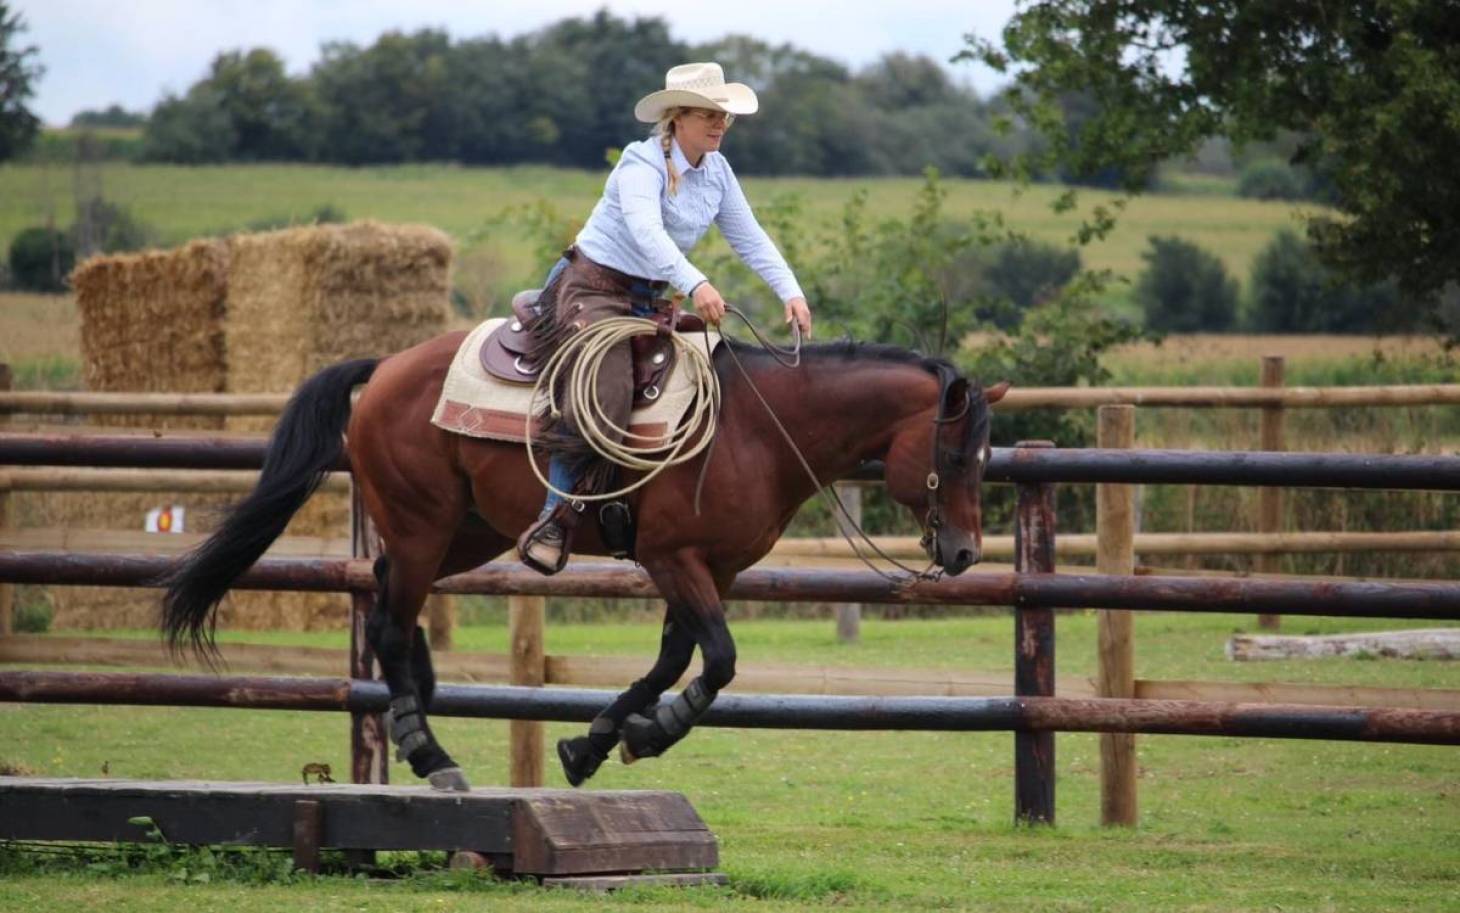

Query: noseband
left=919, top=377, right=974, bottom=557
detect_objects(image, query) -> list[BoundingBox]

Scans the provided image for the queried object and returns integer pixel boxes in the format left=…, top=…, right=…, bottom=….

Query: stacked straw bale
left=218, top=222, right=452, bottom=631
left=39, top=241, right=233, bottom=628
left=40, top=223, right=452, bottom=631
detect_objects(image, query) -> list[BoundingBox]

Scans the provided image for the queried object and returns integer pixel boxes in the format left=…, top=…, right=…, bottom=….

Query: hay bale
left=225, top=221, right=452, bottom=397
left=218, top=222, right=451, bottom=631
left=38, top=223, right=451, bottom=632
left=43, top=242, right=233, bottom=629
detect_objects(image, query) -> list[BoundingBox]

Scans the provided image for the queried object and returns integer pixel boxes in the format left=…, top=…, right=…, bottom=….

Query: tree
left=1135, top=236, right=1239, bottom=332
left=203, top=49, right=316, bottom=160
left=1246, top=230, right=1392, bottom=333
left=0, top=1, right=43, bottom=161
left=964, top=1, right=1460, bottom=313
left=311, top=31, right=453, bottom=164
left=70, top=104, right=147, bottom=128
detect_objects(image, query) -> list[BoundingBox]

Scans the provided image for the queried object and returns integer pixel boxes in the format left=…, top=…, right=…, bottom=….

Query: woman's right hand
left=691, top=281, right=727, bottom=325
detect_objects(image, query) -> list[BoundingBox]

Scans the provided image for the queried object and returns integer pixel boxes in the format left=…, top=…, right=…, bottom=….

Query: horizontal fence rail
left=3, top=672, right=1457, bottom=746
left=7, top=385, right=1460, bottom=415
left=4, top=552, right=1460, bottom=619
left=4, top=432, right=1460, bottom=489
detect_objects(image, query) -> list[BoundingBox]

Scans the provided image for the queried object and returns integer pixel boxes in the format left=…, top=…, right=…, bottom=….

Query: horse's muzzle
left=932, top=528, right=979, bottom=577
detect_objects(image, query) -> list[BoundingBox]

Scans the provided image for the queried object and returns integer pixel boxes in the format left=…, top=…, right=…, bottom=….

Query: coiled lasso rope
left=523, top=316, right=721, bottom=502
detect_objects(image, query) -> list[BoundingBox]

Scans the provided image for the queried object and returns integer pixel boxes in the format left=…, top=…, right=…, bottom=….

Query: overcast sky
left=19, top=1, right=1020, bottom=126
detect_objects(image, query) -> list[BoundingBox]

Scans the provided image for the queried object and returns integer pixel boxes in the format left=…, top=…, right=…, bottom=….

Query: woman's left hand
left=784, top=297, right=812, bottom=339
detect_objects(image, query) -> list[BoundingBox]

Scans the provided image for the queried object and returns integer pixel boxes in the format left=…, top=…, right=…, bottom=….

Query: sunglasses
left=684, top=109, right=734, bottom=127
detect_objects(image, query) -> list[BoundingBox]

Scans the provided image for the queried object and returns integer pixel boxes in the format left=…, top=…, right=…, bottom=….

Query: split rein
left=524, top=304, right=945, bottom=585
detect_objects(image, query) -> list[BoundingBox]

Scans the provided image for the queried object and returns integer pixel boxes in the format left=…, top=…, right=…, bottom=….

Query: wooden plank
left=511, top=790, right=718, bottom=876
left=0, top=778, right=511, bottom=850
left=542, top=872, right=728, bottom=891
left=0, top=778, right=717, bottom=877
left=1096, top=405, right=1137, bottom=828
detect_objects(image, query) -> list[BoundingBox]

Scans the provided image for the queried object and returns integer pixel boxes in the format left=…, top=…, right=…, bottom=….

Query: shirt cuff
left=674, top=264, right=708, bottom=297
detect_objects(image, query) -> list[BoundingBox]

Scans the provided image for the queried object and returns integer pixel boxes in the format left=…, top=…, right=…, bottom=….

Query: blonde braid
left=655, top=107, right=683, bottom=197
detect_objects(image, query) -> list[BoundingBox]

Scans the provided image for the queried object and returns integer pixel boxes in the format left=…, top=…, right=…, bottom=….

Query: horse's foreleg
left=619, top=605, right=736, bottom=764
left=367, top=553, right=469, bottom=792
left=557, top=612, right=696, bottom=786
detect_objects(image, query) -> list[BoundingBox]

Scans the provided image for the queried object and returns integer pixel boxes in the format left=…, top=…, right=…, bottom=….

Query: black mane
left=720, top=336, right=992, bottom=451
left=722, top=336, right=962, bottom=383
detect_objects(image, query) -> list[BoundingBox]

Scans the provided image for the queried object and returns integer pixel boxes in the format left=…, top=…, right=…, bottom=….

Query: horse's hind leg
left=557, top=609, right=697, bottom=786
left=368, top=548, right=469, bottom=791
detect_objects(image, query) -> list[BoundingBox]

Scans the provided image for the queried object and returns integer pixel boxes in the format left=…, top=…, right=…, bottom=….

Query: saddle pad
left=431, top=317, right=721, bottom=448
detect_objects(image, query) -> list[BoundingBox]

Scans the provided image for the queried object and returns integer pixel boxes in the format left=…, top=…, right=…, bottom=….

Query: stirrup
left=517, top=517, right=569, bottom=575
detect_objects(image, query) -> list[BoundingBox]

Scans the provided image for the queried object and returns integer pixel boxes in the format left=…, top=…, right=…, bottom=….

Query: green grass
left=0, top=161, right=1307, bottom=294
left=4, top=613, right=1459, bottom=911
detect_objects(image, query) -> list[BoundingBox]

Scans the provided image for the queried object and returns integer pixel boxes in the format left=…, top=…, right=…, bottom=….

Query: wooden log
left=0, top=467, right=349, bottom=494
left=427, top=595, right=454, bottom=652
left=508, top=595, right=546, bottom=787
left=0, top=391, right=289, bottom=415
left=0, top=527, right=351, bottom=556
left=995, top=384, right=1460, bottom=410
left=1258, top=356, right=1286, bottom=630
left=771, top=529, right=1460, bottom=560
left=1096, top=405, right=1137, bottom=827
left=1013, top=441, right=1056, bottom=826
left=1227, top=629, right=1460, bottom=662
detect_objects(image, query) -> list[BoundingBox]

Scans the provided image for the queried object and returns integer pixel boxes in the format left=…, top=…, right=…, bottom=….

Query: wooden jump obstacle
left=0, top=777, right=722, bottom=888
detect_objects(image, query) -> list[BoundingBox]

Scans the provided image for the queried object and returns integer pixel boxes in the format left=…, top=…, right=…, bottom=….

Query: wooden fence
left=3, top=430, right=1460, bottom=828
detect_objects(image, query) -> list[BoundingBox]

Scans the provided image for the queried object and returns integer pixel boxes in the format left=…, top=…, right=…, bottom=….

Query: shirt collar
left=670, top=137, right=702, bottom=175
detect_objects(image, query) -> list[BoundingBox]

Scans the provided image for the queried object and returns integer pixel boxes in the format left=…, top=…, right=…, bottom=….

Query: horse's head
left=885, top=369, right=1009, bottom=576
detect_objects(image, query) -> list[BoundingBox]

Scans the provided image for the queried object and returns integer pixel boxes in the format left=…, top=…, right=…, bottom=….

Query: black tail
left=160, top=357, right=380, bottom=657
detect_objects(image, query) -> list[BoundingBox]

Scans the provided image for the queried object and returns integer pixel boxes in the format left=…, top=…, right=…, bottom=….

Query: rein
left=714, top=305, right=950, bottom=585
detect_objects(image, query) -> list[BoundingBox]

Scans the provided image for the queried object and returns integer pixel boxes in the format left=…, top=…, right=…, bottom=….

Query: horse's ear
left=983, top=381, right=1011, bottom=405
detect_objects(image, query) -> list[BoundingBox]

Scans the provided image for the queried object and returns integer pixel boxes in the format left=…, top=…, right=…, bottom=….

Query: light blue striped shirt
left=575, top=136, right=805, bottom=302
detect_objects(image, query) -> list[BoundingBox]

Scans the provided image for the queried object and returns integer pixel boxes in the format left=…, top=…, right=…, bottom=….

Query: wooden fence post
left=1097, top=405, right=1137, bottom=827
left=1013, top=440, right=1056, bottom=826
left=348, top=485, right=388, bottom=787
left=832, top=481, right=862, bottom=644
left=508, top=595, right=546, bottom=787
left=426, top=595, right=454, bottom=652
left=1258, top=356, right=1286, bottom=630
left=0, top=364, right=11, bottom=639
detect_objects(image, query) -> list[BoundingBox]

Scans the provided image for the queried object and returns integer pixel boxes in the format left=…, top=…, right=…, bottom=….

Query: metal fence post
left=1013, top=440, right=1056, bottom=825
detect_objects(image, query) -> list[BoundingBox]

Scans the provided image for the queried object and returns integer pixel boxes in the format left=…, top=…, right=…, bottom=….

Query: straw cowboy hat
left=634, top=62, right=759, bottom=123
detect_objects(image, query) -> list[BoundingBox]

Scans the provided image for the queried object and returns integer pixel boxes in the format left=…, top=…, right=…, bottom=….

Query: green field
left=0, top=161, right=1309, bottom=299
left=3, top=613, right=1459, bottom=911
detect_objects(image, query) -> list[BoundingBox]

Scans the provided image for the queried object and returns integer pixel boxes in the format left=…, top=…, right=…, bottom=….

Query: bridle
left=919, top=374, right=975, bottom=560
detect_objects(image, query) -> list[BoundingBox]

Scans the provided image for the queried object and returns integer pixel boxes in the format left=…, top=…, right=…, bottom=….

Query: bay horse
left=161, top=330, right=1008, bottom=791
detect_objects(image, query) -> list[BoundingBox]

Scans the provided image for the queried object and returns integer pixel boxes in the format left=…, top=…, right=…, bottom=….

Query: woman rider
left=517, top=61, right=815, bottom=574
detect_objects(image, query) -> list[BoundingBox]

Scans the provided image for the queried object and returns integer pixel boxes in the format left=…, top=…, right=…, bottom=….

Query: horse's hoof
left=618, top=742, right=639, bottom=766
left=557, top=737, right=605, bottom=787
left=427, top=766, right=471, bottom=792
left=620, top=712, right=662, bottom=763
